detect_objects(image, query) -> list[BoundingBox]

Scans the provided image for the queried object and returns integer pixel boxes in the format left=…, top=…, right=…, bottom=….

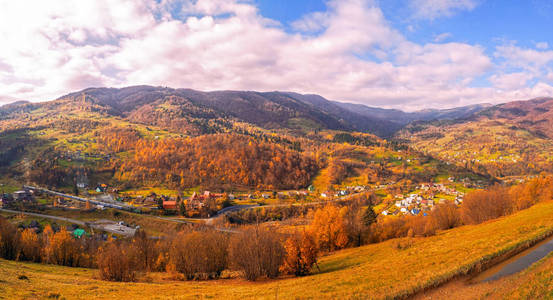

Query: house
left=13, top=190, right=33, bottom=202
left=0, top=193, right=13, bottom=207
left=73, top=229, right=86, bottom=239
left=162, top=200, right=177, bottom=210
left=261, top=193, right=271, bottom=199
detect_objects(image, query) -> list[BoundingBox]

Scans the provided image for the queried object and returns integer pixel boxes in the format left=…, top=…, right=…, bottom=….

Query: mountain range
left=0, top=85, right=492, bottom=137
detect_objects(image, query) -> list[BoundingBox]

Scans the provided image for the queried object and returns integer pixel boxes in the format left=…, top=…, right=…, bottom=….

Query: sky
left=0, top=0, right=553, bottom=111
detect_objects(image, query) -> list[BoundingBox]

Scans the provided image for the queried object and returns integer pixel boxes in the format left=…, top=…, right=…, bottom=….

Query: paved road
left=24, top=185, right=137, bottom=211
left=1, top=208, right=87, bottom=225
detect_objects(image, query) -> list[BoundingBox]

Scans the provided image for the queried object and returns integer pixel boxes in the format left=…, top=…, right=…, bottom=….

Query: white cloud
left=536, top=42, right=549, bottom=50
left=410, top=0, right=479, bottom=20
left=489, top=72, right=532, bottom=90
left=291, top=11, right=330, bottom=33
left=433, top=32, right=452, bottom=42
left=495, top=44, right=553, bottom=68
left=0, top=0, right=551, bottom=110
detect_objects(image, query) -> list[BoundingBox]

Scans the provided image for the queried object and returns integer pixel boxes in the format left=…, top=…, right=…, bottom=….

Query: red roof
left=163, top=201, right=177, bottom=210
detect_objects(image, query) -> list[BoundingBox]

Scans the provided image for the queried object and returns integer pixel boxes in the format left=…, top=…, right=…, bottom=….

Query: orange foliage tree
left=310, top=205, right=349, bottom=251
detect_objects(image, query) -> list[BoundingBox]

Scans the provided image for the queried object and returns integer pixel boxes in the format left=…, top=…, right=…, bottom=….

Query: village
left=381, top=178, right=466, bottom=216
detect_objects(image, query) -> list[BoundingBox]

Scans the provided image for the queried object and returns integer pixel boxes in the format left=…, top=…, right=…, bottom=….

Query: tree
left=178, top=200, right=186, bottom=216
left=461, top=185, right=512, bottom=224
left=96, top=241, right=137, bottom=282
left=43, top=228, right=82, bottom=267
left=18, top=229, right=41, bottom=262
left=281, top=231, right=318, bottom=276
left=0, top=217, right=19, bottom=260
left=310, top=205, right=349, bottom=251
left=229, top=227, right=284, bottom=281
left=167, top=231, right=228, bottom=280
left=362, top=205, right=377, bottom=227
left=431, top=202, right=460, bottom=230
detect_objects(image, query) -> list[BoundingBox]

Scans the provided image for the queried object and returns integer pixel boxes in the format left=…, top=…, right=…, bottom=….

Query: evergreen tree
left=362, top=205, right=377, bottom=227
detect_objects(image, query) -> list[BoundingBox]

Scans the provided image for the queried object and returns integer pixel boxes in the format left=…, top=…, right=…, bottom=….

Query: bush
left=167, top=231, right=228, bottom=280
left=229, top=227, right=284, bottom=281
left=96, top=241, right=137, bottom=282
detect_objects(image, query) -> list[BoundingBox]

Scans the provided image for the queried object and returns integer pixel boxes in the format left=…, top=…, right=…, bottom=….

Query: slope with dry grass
left=3, top=201, right=553, bottom=299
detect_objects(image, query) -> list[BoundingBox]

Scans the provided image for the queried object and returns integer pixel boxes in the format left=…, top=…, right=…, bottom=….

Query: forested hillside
left=397, top=98, right=553, bottom=178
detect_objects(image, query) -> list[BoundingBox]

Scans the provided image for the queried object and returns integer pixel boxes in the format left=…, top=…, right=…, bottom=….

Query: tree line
left=112, top=133, right=319, bottom=190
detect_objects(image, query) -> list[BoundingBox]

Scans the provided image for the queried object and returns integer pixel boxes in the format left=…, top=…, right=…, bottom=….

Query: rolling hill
left=0, top=85, right=489, bottom=194
left=2, top=86, right=491, bottom=137
left=397, top=97, right=553, bottom=178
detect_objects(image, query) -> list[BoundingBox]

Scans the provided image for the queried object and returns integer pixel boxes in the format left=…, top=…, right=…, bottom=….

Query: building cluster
left=381, top=183, right=465, bottom=216
left=320, top=186, right=367, bottom=198
left=0, top=189, right=35, bottom=208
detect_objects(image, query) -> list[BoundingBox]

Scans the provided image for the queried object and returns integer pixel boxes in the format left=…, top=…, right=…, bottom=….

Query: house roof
left=73, top=229, right=85, bottom=238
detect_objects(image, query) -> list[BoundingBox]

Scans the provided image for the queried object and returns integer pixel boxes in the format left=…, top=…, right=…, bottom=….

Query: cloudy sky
left=1, top=0, right=553, bottom=110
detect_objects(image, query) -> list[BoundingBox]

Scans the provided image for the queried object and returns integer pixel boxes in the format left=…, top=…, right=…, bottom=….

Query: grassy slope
left=416, top=252, right=553, bottom=299
left=3, top=201, right=553, bottom=299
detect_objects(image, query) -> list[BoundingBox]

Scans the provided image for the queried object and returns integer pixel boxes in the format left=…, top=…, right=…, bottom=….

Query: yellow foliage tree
left=309, top=204, right=349, bottom=251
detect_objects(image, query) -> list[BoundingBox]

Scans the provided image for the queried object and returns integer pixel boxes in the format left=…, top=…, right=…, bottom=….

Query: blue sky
left=1, top=0, right=553, bottom=110
left=256, top=0, right=552, bottom=51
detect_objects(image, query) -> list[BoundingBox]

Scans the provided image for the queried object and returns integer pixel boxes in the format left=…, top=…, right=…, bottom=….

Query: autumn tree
left=42, top=228, right=83, bottom=267
left=96, top=241, right=137, bottom=282
left=461, top=185, right=512, bottom=224
left=431, top=202, right=461, bottom=230
left=310, top=204, right=349, bottom=251
left=229, top=227, right=284, bottom=281
left=167, top=231, right=228, bottom=280
left=0, top=217, right=19, bottom=260
left=281, top=231, right=319, bottom=276
left=18, top=229, right=41, bottom=262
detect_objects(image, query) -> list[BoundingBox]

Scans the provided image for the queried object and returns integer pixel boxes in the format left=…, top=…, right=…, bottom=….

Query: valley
left=2, top=87, right=553, bottom=300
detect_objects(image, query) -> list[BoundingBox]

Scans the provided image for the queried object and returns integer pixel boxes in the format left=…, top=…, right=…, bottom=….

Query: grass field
left=3, top=201, right=553, bottom=299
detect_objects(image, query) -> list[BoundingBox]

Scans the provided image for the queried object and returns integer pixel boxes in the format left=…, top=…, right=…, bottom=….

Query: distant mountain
left=475, top=97, right=553, bottom=139
left=45, top=86, right=491, bottom=137
left=336, top=102, right=491, bottom=126
left=397, top=97, right=553, bottom=178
